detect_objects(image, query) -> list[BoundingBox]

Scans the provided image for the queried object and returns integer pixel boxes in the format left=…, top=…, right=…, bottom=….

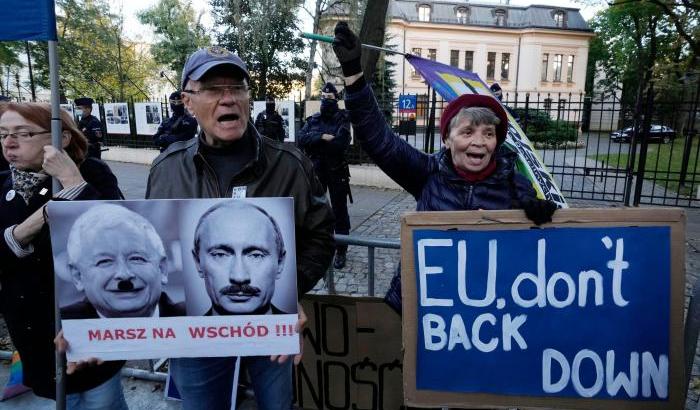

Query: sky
left=119, top=0, right=604, bottom=42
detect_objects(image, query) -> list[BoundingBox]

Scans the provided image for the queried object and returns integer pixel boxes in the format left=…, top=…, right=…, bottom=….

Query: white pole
left=48, top=39, right=66, bottom=410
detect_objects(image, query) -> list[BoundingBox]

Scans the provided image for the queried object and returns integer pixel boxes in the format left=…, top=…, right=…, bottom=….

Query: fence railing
left=40, top=87, right=700, bottom=207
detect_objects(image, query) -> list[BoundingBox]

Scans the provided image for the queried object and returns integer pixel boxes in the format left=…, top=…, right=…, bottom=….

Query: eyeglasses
left=183, top=85, right=249, bottom=100
left=0, top=130, right=50, bottom=141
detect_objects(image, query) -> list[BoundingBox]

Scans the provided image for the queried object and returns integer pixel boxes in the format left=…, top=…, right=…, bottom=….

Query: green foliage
left=529, top=120, right=579, bottom=144
left=372, top=35, right=396, bottom=125
left=512, top=108, right=550, bottom=131
left=592, top=137, right=699, bottom=195
left=587, top=2, right=697, bottom=110
left=0, top=42, right=24, bottom=95
left=137, top=0, right=210, bottom=83
left=211, top=0, right=306, bottom=99
left=512, top=108, right=577, bottom=144
left=29, top=0, right=157, bottom=101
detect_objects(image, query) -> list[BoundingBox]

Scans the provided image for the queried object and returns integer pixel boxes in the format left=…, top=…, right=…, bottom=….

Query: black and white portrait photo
left=46, top=198, right=299, bottom=361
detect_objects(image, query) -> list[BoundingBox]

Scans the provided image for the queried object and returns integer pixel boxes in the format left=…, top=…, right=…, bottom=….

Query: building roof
left=389, top=1, right=591, bottom=31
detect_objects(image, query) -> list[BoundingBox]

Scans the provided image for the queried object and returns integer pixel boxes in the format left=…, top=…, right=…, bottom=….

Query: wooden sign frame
left=401, top=208, right=685, bottom=410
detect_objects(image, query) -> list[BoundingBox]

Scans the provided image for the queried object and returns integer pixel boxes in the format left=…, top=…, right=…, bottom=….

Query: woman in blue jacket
left=331, top=22, right=558, bottom=314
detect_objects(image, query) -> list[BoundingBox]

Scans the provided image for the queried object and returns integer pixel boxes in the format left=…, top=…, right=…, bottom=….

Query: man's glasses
left=183, top=85, right=249, bottom=100
left=0, top=130, right=50, bottom=141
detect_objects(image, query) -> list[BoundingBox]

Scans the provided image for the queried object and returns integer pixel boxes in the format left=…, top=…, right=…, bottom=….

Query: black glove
left=333, top=21, right=362, bottom=77
left=522, top=199, right=558, bottom=225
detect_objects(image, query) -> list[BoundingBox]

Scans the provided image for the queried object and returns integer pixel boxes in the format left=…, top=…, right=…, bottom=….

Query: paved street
left=1, top=159, right=699, bottom=409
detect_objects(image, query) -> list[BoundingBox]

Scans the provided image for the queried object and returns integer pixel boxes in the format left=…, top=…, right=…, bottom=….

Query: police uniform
left=254, top=109, right=285, bottom=142
left=298, top=83, right=351, bottom=268
left=75, top=97, right=103, bottom=159
left=153, top=92, right=198, bottom=152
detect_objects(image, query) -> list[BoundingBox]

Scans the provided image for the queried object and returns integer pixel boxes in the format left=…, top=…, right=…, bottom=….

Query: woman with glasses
left=0, top=102, right=127, bottom=408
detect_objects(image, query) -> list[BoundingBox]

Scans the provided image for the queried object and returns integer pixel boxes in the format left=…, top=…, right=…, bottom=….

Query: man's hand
left=54, top=330, right=103, bottom=375
left=270, top=302, right=307, bottom=365
left=321, top=133, right=335, bottom=142
left=333, top=22, right=362, bottom=77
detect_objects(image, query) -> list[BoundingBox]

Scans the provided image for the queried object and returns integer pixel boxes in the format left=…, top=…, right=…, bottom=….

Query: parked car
left=610, top=124, right=676, bottom=143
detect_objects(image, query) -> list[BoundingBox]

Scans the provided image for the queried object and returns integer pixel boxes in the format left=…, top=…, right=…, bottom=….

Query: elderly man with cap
left=330, top=22, right=557, bottom=314
left=254, top=94, right=286, bottom=142
left=145, top=46, right=334, bottom=410
left=74, top=97, right=103, bottom=159
left=153, top=91, right=198, bottom=152
left=298, top=82, right=352, bottom=269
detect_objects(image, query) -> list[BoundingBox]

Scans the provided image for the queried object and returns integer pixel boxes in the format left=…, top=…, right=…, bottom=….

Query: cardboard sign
left=46, top=198, right=299, bottom=361
left=294, top=295, right=404, bottom=410
left=401, top=208, right=685, bottom=409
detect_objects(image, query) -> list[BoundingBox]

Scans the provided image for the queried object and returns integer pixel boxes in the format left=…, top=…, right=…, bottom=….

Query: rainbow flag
left=406, top=55, right=567, bottom=207
left=1, top=351, right=31, bottom=401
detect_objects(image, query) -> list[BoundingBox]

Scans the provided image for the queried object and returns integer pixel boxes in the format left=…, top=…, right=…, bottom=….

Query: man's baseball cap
left=181, top=46, right=250, bottom=89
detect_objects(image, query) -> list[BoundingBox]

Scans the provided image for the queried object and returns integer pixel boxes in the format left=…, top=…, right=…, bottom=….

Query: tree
left=137, top=0, right=211, bottom=84
left=30, top=0, right=157, bottom=101
left=371, top=36, right=397, bottom=124
left=211, top=0, right=307, bottom=99
left=0, top=42, right=23, bottom=96
left=300, top=0, right=357, bottom=99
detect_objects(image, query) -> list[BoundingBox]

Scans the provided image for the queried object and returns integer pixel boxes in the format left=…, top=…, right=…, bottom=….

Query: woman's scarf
left=9, top=164, right=49, bottom=204
left=454, top=159, right=497, bottom=183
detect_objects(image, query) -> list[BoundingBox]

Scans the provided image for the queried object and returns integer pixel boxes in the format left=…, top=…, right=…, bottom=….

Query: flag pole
left=48, top=38, right=67, bottom=410
left=300, top=32, right=406, bottom=56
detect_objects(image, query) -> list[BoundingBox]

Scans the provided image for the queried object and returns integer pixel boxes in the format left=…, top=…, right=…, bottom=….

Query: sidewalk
left=1, top=160, right=699, bottom=409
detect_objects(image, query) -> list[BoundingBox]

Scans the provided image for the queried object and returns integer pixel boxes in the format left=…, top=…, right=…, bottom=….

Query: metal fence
left=361, top=87, right=700, bottom=208
left=53, top=85, right=700, bottom=208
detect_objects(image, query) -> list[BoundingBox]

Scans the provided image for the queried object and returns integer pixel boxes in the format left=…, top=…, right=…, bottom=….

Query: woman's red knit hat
left=439, top=94, right=509, bottom=145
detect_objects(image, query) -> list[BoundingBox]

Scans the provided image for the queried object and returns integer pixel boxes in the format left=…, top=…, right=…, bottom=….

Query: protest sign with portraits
left=46, top=198, right=299, bottom=362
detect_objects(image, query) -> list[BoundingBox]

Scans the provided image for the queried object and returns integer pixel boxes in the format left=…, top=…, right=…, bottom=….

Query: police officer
left=75, top=97, right=104, bottom=159
left=298, top=82, right=352, bottom=269
left=254, top=95, right=285, bottom=142
left=153, top=91, right=198, bottom=152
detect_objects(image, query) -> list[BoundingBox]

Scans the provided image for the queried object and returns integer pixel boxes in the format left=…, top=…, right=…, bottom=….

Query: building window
left=501, top=53, right=510, bottom=80
left=495, top=9, right=506, bottom=26
left=553, top=10, right=565, bottom=28
left=456, top=7, right=469, bottom=24
left=487, top=52, right=496, bottom=80
left=411, top=48, right=421, bottom=78
left=567, top=55, right=575, bottom=82
left=428, top=48, right=437, bottom=61
left=418, top=5, right=431, bottom=22
left=553, top=54, right=563, bottom=82
left=450, top=50, right=459, bottom=67
left=544, top=98, right=553, bottom=111
left=464, top=51, right=474, bottom=72
left=541, top=53, right=549, bottom=81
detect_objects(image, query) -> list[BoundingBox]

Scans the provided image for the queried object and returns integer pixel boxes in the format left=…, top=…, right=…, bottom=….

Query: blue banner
left=0, top=0, right=57, bottom=41
left=413, top=226, right=670, bottom=400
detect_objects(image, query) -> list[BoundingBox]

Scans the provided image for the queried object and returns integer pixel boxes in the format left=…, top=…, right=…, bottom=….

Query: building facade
left=386, top=1, right=594, bottom=100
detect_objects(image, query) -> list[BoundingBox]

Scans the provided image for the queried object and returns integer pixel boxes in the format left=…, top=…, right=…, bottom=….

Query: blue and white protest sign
left=402, top=209, right=684, bottom=409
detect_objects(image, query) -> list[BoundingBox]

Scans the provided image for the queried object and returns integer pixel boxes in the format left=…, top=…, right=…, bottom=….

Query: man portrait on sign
left=61, top=203, right=185, bottom=319
left=192, top=201, right=289, bottom=315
